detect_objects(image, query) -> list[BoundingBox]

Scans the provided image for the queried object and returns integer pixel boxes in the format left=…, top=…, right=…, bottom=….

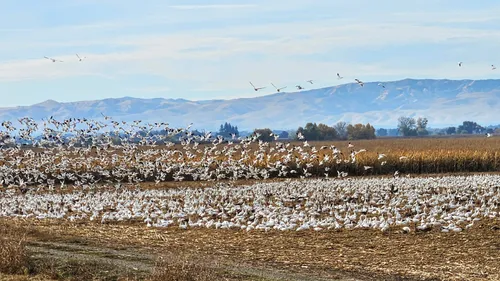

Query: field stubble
left=0, top=217, right=499, bottom=281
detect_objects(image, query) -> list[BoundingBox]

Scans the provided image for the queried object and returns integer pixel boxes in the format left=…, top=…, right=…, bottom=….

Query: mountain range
left=1, top=78, right=499, bottom=131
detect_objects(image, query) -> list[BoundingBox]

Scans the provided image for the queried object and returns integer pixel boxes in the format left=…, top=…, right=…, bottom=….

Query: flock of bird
left=249, top=62, right=498, bottom=92
left=0, top=117, right=498, bottom=232
left=1, top=174, right=498, bottom=232
left=3, top=56, right=500, bottom=232
left=42, top=54, right=496, bottom=92
left=44, top=54, right=86, bottom=63
left=0, top=116, right=407, bottom=191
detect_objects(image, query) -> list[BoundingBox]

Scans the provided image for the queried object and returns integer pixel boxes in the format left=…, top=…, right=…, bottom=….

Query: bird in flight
left=296, top=85, right=304, bottom=90
left=249, top=81, right=265, bottom=91
left=271, top=83, right=287, bottom=92
left=44, top=56, right=63, bottom=63
left=337, top=73, right=343, bottom=79
left=458, top=62, right=463, bottom=67
left=306, top=80, right=313, bottom=84
left=378, top=83, right=385, bottom=88
left=355, top=79, right=364, bottom=87
left=492, top=64, right=497, bottom=70
left=76, top=54, right=87, bottom=62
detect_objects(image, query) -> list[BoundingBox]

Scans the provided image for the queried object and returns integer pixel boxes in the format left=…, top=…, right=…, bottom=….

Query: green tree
left=302, top=122, right=320, bottom=140
left=317, top=123, right=338, bottom=140
left=218, top=122, right=239, bottom=138
left=347, top=123, right=376, bottom=140
left=457, top=121, right=484, bottom=134
left=253, top=128, right=274, bottom=142
left=376, top=128, right=388, bottom=136
left=397, top=116, right=417, bottom=136
left=446, top=127, right=456, bottom=135
left=279, top=131, right=289, bottom=139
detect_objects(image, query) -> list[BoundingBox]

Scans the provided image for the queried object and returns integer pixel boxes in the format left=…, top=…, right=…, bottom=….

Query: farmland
left=1, top=135, right=500, bottom=189
left=1, top=123, right=500, bottom=280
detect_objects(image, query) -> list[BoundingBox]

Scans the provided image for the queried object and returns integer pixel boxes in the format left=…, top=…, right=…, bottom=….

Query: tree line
left=252, top=121, right=376, bottom=142
left=377, top=117, right=498, bottom=137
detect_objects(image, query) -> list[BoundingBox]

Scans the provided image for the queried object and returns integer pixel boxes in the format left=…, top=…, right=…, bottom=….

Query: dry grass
left=1, top=218, right=498, bottom=281
left=148, top=257, right=222, bottom=281
left=0, top=222, right=236, bottom=281
left=0, top=227, right=30, bottom=275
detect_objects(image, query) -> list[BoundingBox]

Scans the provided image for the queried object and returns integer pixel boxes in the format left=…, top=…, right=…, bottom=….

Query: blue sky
left=1, top=0, right=500, bottom=107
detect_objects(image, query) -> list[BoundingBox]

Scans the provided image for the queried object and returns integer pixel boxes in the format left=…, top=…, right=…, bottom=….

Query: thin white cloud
left=1, top=3, right=500, bottom=98
left=168, top=4, right=256, bottom=10
left=125, top=86, right=171, bottom=93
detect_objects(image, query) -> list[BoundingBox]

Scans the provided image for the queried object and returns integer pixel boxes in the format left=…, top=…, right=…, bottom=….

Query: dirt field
left=2, top=136, right=500, bottom=280
left=1, top=216, right=499, bottom=281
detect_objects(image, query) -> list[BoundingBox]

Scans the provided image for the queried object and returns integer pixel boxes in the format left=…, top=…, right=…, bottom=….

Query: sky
left=1, top=0, right=500, bottom=107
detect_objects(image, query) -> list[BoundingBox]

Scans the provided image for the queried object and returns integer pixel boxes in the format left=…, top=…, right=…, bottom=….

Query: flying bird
left=296, top=85, right=304, bottom=90
left=306, top=80, right=313, bottom=84
left=378, top=83, right=385, bottom=88
left=354, top=79, right=364, bottom=87
left=271, top=83, right=286, bottom=92
left=44, top=56, right=63, bottom=63
left=486, top=133, right=492, bottom=138
left=249, top=81, right=265, bottom=91
left=492, top=64, right=497, bottom=70
left=458, top=62, right=462, bottom=67
left=337, top=73, right=343, bottom=79
left=76, top=54, right=87, bottom=62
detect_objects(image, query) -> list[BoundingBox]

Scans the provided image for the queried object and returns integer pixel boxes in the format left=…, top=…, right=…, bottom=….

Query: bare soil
left=1, top=218, right=499, bottom=281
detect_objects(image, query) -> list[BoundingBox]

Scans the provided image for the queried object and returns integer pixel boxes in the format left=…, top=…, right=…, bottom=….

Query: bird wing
left=76, top=54, right=81, bottom=59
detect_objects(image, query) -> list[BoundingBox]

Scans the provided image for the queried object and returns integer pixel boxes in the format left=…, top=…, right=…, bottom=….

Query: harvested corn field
left=1, top=174, right=500, bottom=280
left=1, top=119, right=500, bottom=189
left=1, top=118, right=500, bottom=280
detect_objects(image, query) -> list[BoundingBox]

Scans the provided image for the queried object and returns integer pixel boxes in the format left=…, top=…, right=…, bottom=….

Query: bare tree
left=397, top=116, right=417, bottom=136
left=334, top=121, right=348, bottom=140
left=416, top=117, right=429, bottom=135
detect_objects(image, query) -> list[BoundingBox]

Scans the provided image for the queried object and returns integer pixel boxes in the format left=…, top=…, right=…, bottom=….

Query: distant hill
left=1, top=78, right=499, bottom=131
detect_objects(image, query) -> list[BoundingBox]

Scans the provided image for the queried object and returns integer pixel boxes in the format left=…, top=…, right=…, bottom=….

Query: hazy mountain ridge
left=1, top=78, right=499, bottom=130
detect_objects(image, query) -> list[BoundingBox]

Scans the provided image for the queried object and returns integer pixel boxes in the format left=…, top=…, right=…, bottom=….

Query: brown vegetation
left=0, top=227, right=29, bottom=275
left=0, top=217, right=499, bottom=281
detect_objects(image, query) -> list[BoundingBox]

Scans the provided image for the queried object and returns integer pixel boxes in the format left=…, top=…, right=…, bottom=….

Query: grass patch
left=148, top=256, right=222, bottom=281
left=0, top=227, right=30, bottom=275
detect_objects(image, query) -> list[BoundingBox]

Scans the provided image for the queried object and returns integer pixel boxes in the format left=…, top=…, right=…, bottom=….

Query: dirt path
left=25, top=240, right=359, bottom=281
